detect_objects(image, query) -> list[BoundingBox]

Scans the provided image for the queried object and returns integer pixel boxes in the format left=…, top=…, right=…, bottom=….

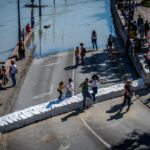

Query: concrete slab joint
left=0, top=78, right=145, bottom=133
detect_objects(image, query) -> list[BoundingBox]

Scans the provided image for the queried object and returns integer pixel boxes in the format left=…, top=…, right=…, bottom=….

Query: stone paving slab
left=0, top=78, right=145, bottom=133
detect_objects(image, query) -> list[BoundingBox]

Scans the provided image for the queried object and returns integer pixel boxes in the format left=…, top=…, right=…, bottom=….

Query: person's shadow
left=61, top=109, right=84, bottom=122
left=106, top=102, right=132, bottom=121
left=61, top=106, right=92, bottom=122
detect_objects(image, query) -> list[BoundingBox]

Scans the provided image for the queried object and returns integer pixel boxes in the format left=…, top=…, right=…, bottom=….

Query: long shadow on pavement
left=111, top=130, right=150, bottom=150
left=106, top=102, right=134, bottom=121
left=61, top=106, right=92, bottom=122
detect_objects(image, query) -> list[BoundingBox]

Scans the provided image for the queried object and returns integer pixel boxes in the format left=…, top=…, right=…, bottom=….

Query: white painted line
left=79, top=115, right=111, bottom=149
left=32, top=85, right=53, bottom=99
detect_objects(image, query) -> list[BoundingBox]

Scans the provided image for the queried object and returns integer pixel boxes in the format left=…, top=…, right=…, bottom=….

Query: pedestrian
left=79, top=78, right=92, bottom=109
left=18, top=40, right=25, bottom=60
left=89, top=74, right=100, bottom=102
left=2, top=66, right=9, bottom=85
left=139, top=23, right=145, bottom=39
left=107, top=34, right=114, bottom=57
left=57, top=81, right=65, bottom=101
left=31, top=15, right=34, bottom=28
left=75, top=46, right=80, bottom=66
left=132, top=20, right=137, bottom=37
left=0, top=68, right=4, bottom=86
left=137, top=15, right=143, bottom=33
left=66, top=78, right=74, bottom=98
left=91, top=30, right=98, bottom=50
left=122, top=79, right=134, bottom=111
left=144, top=20, right=149, bottom=36
left=26, top=23, right=31, bottom=34
left=80, top=43, right=86, bottom=65
left=9, top=60, right=18, bottom=87
left=21, top=28, right=25, bottom=41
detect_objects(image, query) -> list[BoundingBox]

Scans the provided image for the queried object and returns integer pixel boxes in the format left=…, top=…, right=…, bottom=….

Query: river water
left=0, top=0, right=115, bottom=60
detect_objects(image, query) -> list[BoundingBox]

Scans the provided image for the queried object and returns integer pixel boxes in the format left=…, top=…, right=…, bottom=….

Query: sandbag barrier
left=0, top=78, right=145, bottom=133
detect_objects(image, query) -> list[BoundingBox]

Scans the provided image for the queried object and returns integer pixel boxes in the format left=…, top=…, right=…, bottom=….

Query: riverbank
left=0, top=31, right=34, bottom=116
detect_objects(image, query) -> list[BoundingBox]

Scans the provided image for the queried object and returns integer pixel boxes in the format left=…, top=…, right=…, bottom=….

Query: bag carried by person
left=11, top=66, right=18, bottom=74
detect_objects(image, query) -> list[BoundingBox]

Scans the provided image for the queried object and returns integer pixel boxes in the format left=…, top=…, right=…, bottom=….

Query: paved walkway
left=133, top=1, right=150, bottom=108
left=0, top=31, right=34, bottom=116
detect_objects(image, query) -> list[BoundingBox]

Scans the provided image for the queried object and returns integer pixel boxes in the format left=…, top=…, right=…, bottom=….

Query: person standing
left=66, top=78, right=74, bottom=98
left=79, top=78, right=92, bottom=109
left=2, top=66, right=9, bottom=85
left=144, top=20, right=149, bottom=36
left=31, top=16, right=35, bottom=28
left=91, top=30, right=98, bottom=50
left=57, top=81, right=65, bottom=101
left=21, top=28, right=25, bottom=41
left=75, top=46, right=80, bottom=66
left=18, top=40, right=25, bottom=60
left=80, top=43, right=86, bottom=65
left=90, top=74, right=100, bottom=102
left=122, top=80, right=134, bottom=111
left=9, top=60, right=18, bottom=87
left=26, top=23, right=31, bottom=34
left=139, top=23, right=145, bottom=39
left=137, top=15, right=143, bottom=33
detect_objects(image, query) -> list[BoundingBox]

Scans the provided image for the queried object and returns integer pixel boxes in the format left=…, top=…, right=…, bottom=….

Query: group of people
left=0, top=23, right=31, bottom=90
left=74, top=30, right=99, bottom=66
left=57, top=74, right=134, bottom=110
left=117, top=0, right=150, bottom=40
left=0, top=60, right=18, bottom=90
left=130, top=15, right=149, bottom=40
left=57, top=74, right=101, bottom=109
left=17, top=23, right=32, bottom=61
left=57, top=78, right=74, bottom=101
left=75, top=43, right=87, bottom=66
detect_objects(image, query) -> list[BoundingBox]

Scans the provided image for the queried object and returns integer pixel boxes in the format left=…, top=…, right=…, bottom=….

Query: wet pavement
left=0, top=0, right=115, bottom=61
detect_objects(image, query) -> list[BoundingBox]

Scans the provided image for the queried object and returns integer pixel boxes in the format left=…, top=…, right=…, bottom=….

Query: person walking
left=9, top=60, right=18, bottom=87
left=75, top=46, right=80, bottom=66
left=79, top=78, right=92, bottom=109
left=80, top=43, right=86, bottom=65
left=57, top=81, right=65, bottom=101
left=90, top=74, right=100, bottom=102
left=91, top=30, right=98, bottom=50
left=122, top=80, right=134, bottom=111
left=66, top=78, right=74, bottom=98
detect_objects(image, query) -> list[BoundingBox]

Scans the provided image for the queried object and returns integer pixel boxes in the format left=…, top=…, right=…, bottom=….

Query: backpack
left=11, top=66, right=18, bottom=74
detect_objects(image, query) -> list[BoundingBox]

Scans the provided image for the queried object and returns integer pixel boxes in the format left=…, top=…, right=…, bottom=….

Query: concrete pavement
left=2, top=95, right=150, bottom=150
left=11, top=51, right=74, bottom=111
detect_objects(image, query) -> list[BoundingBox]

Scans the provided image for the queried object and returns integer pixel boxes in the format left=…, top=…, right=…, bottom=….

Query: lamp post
left=17, top=0, right=21, bottom=41
left=39, top=0, right=42, bottom=17
left=125, top=0, right=132, bottom=54
left=31, top=0, right=34, bottom=7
